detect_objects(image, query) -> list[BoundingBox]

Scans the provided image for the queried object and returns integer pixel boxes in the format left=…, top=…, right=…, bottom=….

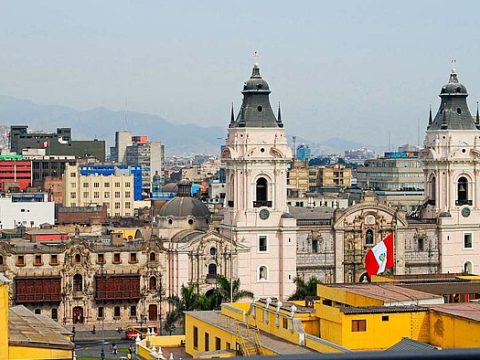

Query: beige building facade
left=63, top=164, right=135, bottom=217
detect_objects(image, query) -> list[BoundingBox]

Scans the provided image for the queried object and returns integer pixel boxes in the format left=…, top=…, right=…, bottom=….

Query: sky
left=1, top=0, right=480, bottom=149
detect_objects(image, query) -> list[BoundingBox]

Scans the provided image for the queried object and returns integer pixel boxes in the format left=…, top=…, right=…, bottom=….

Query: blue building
left=296, top=144, right=311, bottom=161
left=79, top=164, right=143, bottom=201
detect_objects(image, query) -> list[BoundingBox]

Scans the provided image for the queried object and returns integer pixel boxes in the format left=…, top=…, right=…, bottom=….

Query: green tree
left=195, top=293, right=221, bottom=310
left=163, top=311, right=178, bottom=335
left=288, top=276, right=320, bottom=301
left=166, top=284, right=199, bottom=324
left=215, top=275, right=254, bottom=303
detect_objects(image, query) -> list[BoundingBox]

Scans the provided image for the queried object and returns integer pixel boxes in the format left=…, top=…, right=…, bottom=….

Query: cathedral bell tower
left=421, top=62, right=480, bottom=274
left=219, top=61, right=297, bottom=300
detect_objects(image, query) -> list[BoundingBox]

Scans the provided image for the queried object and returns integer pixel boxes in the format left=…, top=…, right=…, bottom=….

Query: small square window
left=352, top=319, right=366, bottom=332
left=113, top=253, right=121, bottom=264
left=98, top=306, right=104, bottom=319
left=382, top=315, right=389, bottom=322
left=114, top=306, right=120, bottom=317
left=464, top=233, right=473, bottom=249
left=259, top=236, right=267, bottom=252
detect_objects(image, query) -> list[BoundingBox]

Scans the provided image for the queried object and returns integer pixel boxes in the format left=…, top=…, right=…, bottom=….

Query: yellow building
left=63, top=163, right=135, bottom=217
left=0, top=274, right=73, bottom=360
left=317, top=164, right=351, bottom=188
left=184, top=282, right=480, bottom=357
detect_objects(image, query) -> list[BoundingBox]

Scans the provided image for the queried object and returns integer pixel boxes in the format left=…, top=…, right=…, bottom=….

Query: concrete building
left=356, top=151, right=424, bottom=191
left=0, top=193, right=54, bottom=229
left=112, top=130, right=132, bottom=163
left=0, top=157, right=32, bottom=192
left=62, top=163, right=135, bottom=217
left=316, top=164, right=352, bottom=190
left=296, top=144, right=311, bottom=161
left=125, top=136, right=163, bottom=195
left=10, top=126, right=105, bottom=161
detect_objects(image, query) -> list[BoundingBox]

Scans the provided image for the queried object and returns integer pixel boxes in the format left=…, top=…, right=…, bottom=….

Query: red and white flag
left=364, top=233, right=394, bottom=278
left=42, top=140, right=50, bottom=148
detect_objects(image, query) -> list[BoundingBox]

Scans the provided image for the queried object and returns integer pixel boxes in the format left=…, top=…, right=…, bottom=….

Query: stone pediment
left=333, top=202, right=407, bottom=230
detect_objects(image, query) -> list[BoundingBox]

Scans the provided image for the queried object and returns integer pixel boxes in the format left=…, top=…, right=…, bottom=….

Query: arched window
left=149, top=252, right=156, bottom=262
left=256, top=177, right=268, bottom=204
left=365, top=230, right=374, bottom=245
left=430, top=176, right=436, bottom=203
left=458, top=176, right=468, bottom=205
left=149, top=276, right=157, bottom=291
left=464, top=261, right=473, bottom=274
left=258, top=266, right=268, bottom=281
left=208, top=264, right=217, bottom=278
left=73, top=274, right=83, bottom=292
left=0, top=255, right=3, bottom=265
left=74, top=254, right=81, bottom=264
left=210, top=247, right=216, bottom=256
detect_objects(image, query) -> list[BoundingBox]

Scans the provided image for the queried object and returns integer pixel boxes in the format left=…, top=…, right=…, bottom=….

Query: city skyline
left=2, top=1, right=480, bottom=148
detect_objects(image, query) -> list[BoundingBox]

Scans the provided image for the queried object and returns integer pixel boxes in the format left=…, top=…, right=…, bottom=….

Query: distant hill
left=0, top=95, right=380, bottom=156
left=0, top=95, right=225, bottom=155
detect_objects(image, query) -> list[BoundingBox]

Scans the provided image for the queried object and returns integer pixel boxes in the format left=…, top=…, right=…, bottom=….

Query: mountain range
left=0, top=95, right=378, bottom=156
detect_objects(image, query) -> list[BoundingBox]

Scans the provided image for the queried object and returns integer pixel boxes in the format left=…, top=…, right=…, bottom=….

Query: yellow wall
left=429, top=310, right=480, bottom=348
left=9, top=346, right=72, bottom=360
left=0, top=283, right=8, bottom=360
left=317, top=285, right=384, bottom=307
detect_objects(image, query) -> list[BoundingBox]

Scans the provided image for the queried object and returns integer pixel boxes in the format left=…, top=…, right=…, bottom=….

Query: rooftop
left=428, top=303, right=480, bottom=322
left=325, top=284, right=444, bottom=304
left=9, top=305, right=73, bottom=350
left=340, top=305, right=428, bottom=315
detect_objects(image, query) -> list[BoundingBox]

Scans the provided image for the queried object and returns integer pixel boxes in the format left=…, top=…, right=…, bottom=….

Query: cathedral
left=0, top=62, right=478, bottom=327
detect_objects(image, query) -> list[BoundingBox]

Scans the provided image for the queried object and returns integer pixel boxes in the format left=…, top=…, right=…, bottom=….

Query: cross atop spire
left=253, top=51, right=259, bottom=66
left=429, top=104, right=432, bottom=125
left=476, top=101, right=479, bottom=125
left=451, top=59, right=457, bottom=74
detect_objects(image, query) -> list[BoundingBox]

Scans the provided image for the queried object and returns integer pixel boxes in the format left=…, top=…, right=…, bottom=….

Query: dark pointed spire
left=277, top=102, right=284, bottom=128
left=429, top=105, right=432, bottom=125
left=476, top=101, right=479, bottom=125
left=229, top=102, right=235, bottom=127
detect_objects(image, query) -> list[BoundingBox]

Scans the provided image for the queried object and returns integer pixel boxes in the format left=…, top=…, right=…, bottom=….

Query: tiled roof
left=387, top=337, right=438, bottom=352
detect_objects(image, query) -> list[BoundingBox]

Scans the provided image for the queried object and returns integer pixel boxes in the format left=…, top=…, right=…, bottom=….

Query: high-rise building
left=220, top=62, right=296, bottom=299
left=296, top=144, right=311, bottom=161
left=112, top=131, right=132, bottom=163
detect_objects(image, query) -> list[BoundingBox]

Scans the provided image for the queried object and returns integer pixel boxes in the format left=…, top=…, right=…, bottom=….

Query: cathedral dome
left=158, top=196, right=210, bottom=218
left=243, top=64, right=271, bottom=93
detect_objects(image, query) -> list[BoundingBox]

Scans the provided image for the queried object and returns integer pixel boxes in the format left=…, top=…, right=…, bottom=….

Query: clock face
left=462, top=207, right=471, bottom=217
left=259, top=209, right=270, bottom=220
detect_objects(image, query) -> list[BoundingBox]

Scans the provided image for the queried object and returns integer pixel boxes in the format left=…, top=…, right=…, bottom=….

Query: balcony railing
left=253, top=200, right=272, bottom=208
left=456, top=199, right=472, bottom=206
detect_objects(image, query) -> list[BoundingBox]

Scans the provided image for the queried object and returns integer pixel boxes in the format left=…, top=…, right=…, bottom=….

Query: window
left=205, top=332, right=210, bottom=351
left=97, top=253, right=105, bottom=264
left=94, top=191, right=99, bottom=198
left=226, top=342, right=230, bottom=350
left=208, top=264, right=217, bottom=278
left=149, top=277, right=157, bottom=291
left=70, top=192, right=76, bottom=199
left=430, top=176, right=436, bottom=202
left=51, top=308, right=58, bottom=320
left=125, top=182, right=131, bottom=188
left=129, top=253, right=137, bottom=263
left=193, top=326, right=198, bottom=349
left=113, top=253, right=121, bottom=264
left=115, top=191, right=121, bottom=198
left=105, top=182, right=110, bottom=188
left=125, top=202, right=131, bottom=209
left=210, top=247, right=216, bottom=256
left=94, top=182, right=100, bottom=188
left=74, top=254, right=81, bottom=263
left=149, top=252, right=156, bottom=262
left=312, top=239, right=318, bottom=253
left=125, top=191, right=131, bottom=197
left=365, top=229, right=374, bottom=245
left=352, top=319, right=366, bottom=332
left=464, top=233, right=473, bottom=249
left=418, top=237, right=424, bottom=252
left=50, top=254, right=58, bottom=265
left=34, top=255, right=42, bottom=266
left=458, top=176, right=468, bottom=204
left=83, top=192, right=88, bottom=198
left=115, top=202, right=121, bottom=209
left=215, top=337, right=221, bottom=351
left=114, top=306, right=120, bottom=318
left=73, top=274, right=83, bottom=292
left=258, top=266, right=268, bottom=281
left=283, top=318, right=289, bottom=329
left=70, top=172, right=76, bottom=177
left=98, top=306, right=104, bottom=319
left=259, top=236, right=267, bottom=252
left=35, top=308, right=41, bottom=315
left=382, top=316, right=389, bottom=322
left=17, top=255, right=25, bottom=266
left=104, top=192, right=110, bottom=198
left=464, top=261, right=473, bottom=274
left=71, top=183, right=76, bottom=188
left=83, top=182, right=89, bottom=188
left=115, top=182, right=121, bottom=187
left=130, top=305, right=136, bottom=317
left=256, top=177, right=268, bottom=202
left=0, top=256, right=3, bottom=265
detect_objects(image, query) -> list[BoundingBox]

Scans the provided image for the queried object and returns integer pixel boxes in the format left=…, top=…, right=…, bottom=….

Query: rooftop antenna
left=124, top=96, right=129, bottom=131
left=292, top=135, right=297, bottom=158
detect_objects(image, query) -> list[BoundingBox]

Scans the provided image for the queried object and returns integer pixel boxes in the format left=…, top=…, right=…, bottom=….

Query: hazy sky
left=1, top=1, right=480, bottom=149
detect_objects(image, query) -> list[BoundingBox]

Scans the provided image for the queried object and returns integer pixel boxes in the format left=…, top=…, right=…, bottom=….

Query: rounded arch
left=464, top=261, right=473, bottom=274
left=457, top=176, right=469, bottom=204
left=73, top=274, right=83, bottom=292
left=359, top=272, right=369, bottom=283
left=255, top=177, right=268, bottom=203
left=149, top=252, right=156, bottom=262
left=205, top=288, right=216, bottom=298
left=74, top=254, right=81, bottom=264
left=149, top=276, right=157, bottom=291
left=365, top=229, right=374, bottom=245
left=257, top=265, right=269, bottom=281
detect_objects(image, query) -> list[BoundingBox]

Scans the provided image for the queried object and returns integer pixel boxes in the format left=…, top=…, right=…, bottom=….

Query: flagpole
left=394, top=211, right=398, bottom=275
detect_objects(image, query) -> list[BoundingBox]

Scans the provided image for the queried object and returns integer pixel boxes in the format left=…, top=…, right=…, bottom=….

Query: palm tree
left=163, top=311, right=178, bottom=335
left=195, top=293, right=220, bottom=310
left=215, top=275, right=254, bottom=303
left=288, top=276, right=320, bottom=301
left=166, top=284, right=199, bottom=324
